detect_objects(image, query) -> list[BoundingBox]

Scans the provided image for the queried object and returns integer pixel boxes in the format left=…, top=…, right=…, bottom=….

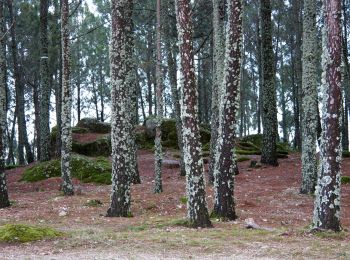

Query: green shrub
left=21, top=155, right=112, bottom=184
left=0, top=224, right=63, bottom=243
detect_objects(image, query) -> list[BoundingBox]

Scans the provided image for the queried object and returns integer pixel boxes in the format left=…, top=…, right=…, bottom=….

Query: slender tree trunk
left=300, top=0, right=318, bottom=194
left=8, top=0, right=34, bottom=165
left=107, top=0, right=134, bottom=217
left=60, top=0, right=74, bottom=196
left=208, top=0, right=225, bottom=185
left=212, top=0, right=242, bottom=221
left=313, top=0, right=342, bottom=232
left=260, top=0, right=278, bottom=166
left=146, top=30, right=153, bottom=117
left=175, top=0, right=211, bottom=228
left=0, top=0, right=9, bottom=208
left=39, top=0, right=51, bottom=162
left=257, top=17, right=262, bottom=134
left=154, top=0, right=163, bottom=193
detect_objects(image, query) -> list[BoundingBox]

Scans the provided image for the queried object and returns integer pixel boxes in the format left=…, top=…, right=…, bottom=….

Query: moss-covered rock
left=21, top=155, right=112, bottom=184
left=76, top=118, right=111, bottom=134
left=72, top=136, right=111, bottom=157
left=0, top=224, right=63, bottom=243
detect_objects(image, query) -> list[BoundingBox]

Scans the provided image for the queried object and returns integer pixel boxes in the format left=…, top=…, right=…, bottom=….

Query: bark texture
left=107, top=0, right=133, bottom=217
left=154, top=0, right=163, bottom=193
left=212, top=0, right=242, bottom=221
left=260, top=0, right=278, bottom=166
left=0, top=0, right=9, bottom=208
left=313, top=0, right=342, bottom=232
left=300, top=0, right=318, bottom=194
left=39, top=0, right=51, bottom=162
left=208, top=0, right=225, bottom=185
left=175, top=0, right=211, bottom=228
left=61, top=0, right=74, bottom=196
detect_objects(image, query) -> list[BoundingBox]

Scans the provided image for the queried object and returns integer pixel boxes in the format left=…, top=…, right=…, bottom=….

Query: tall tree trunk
left=0, top=0, right=9, bottom=208
left=260, top=0, right=278, bottom=166
left=39, top=0, right=51, bottom=162
left=300, top=0, right=318, bottom=194
left=208, top=0, right=225, bottom=185
left=60, top=0, right=74, bottom=196
left=257, top=16, right=262, bottom=134
left=33, top=81, right=40, bottom=160
left=146, top=30, right=153, bottom=117
left=8, top=0, right=34, bottom=165
left=107, top=0, right=134, bottom=217
left=175, top=0, right=211, bottom=228
left=313, top=0, right=342, bottom=232
left=154, top=0, right=163, bottom=193
left=212, top=0, right=242, bottom=221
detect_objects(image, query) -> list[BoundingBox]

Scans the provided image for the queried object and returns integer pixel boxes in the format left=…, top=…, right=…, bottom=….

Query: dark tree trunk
left=313, top=0, right=342, bottom=232
left=260, top=0, right=278, bottom=166
left=175, top=0, right=211, bottom=228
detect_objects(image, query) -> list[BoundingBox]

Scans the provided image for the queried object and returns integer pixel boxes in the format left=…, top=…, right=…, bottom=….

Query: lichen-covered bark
left=39, top=0, right=51, bottom=162
left=107, top=0, right=133, bottom=217
left=260, top=0, right=278, bottom=166
left=300, top=0, right=318, bottom=194
left=208, top=0, right=225, bottom=185
left=313, top=0, right=342, bottom=232
left=154, top=0, right=163, bottom=193
left=212, top=0, right=242, bottom=221
left=175, top=0, right=211, bottom=228
left=0, top=0, right=9, bottom=208
left=60, top=0, right=74, bottom=196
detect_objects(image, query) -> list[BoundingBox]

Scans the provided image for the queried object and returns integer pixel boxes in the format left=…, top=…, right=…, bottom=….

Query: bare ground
left=0, top=149, right=349, bottom=259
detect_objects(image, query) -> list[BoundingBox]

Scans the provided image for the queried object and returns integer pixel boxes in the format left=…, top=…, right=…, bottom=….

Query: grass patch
left=21, top=155, right=112, bottom=184
left=84, top=199, right=103, bottom=207
left=0, top=224, right=63, bottom=243
left=341, top=176, right=350, bottom=185
left=179, top=196, right=187, bottom=204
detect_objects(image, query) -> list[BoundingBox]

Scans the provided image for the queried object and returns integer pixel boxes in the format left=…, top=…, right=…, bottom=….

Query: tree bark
left=212, top=0, right=242, bottom=221
left=313, top=0, right=342, bottom=232
left=61, top=0, right=74, bottom=196
left=175, top=0, right=211, bottom=228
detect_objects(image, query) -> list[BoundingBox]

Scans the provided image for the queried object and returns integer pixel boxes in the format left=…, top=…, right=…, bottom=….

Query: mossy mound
left=21, top=155, right=112, bottom=184
left=76, top=118, right=111, bottom=134
left=237, top=156, right=250, bottom=162
left=0, top=224, right=63, bottom=243
left=72, top=136, right=111, bottom=157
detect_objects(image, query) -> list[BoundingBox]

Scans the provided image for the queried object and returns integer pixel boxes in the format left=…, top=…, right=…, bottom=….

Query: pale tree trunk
left=107, top=0, right=133, bottom=217
left=208, top=0, right=225, bottom=185
left=212, top=0, right=242, bottom=221
left=175, top=0, right=211, bottom=228
left=313, top=0, right=342, bottom=232
left=125, top=0, right=140, bottom=185
left=300, top=0, right=318, bottom=194
left=60, top=0, right=74, bottom=196
left=154, top=0, right=163, bottom=193
left=260, top=0, right=278, bottom=166
left=0, top=0, right=9, bottom=208
left=39, top=0, right=51, bottom=162
left=8, top=0, right=34, bottom=165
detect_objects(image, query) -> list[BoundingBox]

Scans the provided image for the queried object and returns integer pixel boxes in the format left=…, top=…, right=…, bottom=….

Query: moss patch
left=21, top=155, right=112, bottom=184
left=341, top=176, right=350, bottom=185
left=0, top=224, right=63, bottom=243
left=237, top=156, right=250, bottom=162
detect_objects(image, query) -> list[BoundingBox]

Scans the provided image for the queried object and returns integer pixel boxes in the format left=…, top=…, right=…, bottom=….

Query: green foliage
left=179, top=196, right=187, bottom=204
left=0, top=224, right=63, bottom=243
left=5, top=165, right=20, bottom=170
left=236, top=149, right=261, bottom=155
left=202, top=143, right=210, bottom=151
left=21, top=155, right=112, bottom=184
left=341, top=176, right=350, bottom=185
left=76, top=118, right=111, bottom=134
left=342, top=151, right=350, bottom=158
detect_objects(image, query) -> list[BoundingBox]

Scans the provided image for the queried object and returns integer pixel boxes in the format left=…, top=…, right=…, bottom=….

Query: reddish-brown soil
left=0, top=149, right=349, bottom=259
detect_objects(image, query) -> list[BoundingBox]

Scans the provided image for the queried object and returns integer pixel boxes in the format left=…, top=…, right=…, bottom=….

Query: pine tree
left=39, top=0, right=51, bottom=162
left=0, top=0, right=10, bottom=208
left=260, top=0, right=278, bottom=166
left=61, top=0, right=74, bottom=196
left=107, top=0, right=133, bottom=217
left=175, top=0, right=211, bottom=228
left=212, top=0, right=242, bottom=221
left=154, top=0, right=163, bottom=193
left=313, top=0, right=342, bottom=232
left=300, top=0, right=318, bottom=194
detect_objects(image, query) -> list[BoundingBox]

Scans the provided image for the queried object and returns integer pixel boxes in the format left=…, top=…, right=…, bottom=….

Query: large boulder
left=76, top=118, right=111, bottom=134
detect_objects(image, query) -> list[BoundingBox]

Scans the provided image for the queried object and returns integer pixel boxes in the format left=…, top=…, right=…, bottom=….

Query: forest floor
left=0, top=149, right=350, bottom=259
